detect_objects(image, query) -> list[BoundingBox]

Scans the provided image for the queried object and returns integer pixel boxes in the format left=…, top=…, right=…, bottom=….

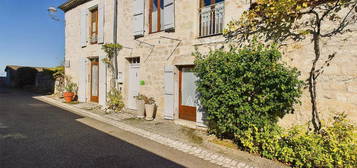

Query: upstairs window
left=199, top=0, right=225, bottom=37
left=149, top=0, right=164, bottom=33
left=90, top=8, right=98, bottom=44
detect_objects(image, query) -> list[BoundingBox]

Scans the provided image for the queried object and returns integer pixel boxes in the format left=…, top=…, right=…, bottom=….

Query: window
left=149, top=0, right=164, bottom=33
left=199, top=0, right=225, bottom=37
left=128, top=57, right=140, bottom=64
left=90, top=8, right=98, bottom=44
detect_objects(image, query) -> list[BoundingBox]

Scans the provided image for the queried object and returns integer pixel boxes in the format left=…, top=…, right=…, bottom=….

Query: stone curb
left=34, top=96, right=257, bottom=168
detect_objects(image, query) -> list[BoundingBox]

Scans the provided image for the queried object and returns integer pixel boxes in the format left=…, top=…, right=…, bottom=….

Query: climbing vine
left=101, top=43, right=123, bottom=88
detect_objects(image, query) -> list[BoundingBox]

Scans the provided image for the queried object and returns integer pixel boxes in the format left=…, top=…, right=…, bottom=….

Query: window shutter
left=99, top=55, right=107, bottom=106
left=98, top=2, right=105, bottom=44
left=80, top=8, right=88, bottom=47
left=164, top=65, right=175, bottom=120
left=163, top=0, right=175, bottom=31
left=78, top=58, right=88, bottom=102
left=133, top=0, right=145, bottom=37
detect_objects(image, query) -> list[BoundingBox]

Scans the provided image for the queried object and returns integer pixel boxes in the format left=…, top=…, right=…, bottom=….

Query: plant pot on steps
left=63, top=92, right=74, bottom=103
left=145, top=104, right=155, bottom=120
left=136, top=99, right=145, bottom=118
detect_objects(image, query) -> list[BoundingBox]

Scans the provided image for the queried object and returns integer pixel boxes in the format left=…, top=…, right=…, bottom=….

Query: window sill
left=193, top=36, right=225, bottom=46
left=198, top=33, right=223, bottom=39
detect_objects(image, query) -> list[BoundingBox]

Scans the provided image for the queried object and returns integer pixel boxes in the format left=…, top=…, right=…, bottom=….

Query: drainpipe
left=113, top=0, right=119, bottom=81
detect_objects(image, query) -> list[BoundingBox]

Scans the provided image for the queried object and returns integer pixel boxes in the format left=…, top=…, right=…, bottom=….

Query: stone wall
left=64, top=0, right=114, bottom=102
left=279, top=32, right=357, bottom=127
left=64, top=0, right=357, bottom=127
left=114, top=0, right=248, bottom=121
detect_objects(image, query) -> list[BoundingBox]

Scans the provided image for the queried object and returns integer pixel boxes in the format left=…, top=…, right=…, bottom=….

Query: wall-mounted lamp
left=48, top=6, right=62, bottom=22
left=48, top=7, right=57, bottom=13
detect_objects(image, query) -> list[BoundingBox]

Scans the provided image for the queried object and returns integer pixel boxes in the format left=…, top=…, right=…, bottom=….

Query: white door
left=127, top=58, right=140, bottom=109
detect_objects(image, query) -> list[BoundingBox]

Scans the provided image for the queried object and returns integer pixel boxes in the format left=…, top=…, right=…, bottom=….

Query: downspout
left=113, top=0, right=119, bottom=82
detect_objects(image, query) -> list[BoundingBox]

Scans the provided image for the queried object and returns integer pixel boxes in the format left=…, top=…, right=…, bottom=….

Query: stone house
left=59, top=0, right=357, bottom=128
left=4, top=65, right=45, bottom=88
left=4, top=65, right=55, bottom=92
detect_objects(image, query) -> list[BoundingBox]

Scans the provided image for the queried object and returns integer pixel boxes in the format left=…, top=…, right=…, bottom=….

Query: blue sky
left=0, top=0, right=67, bottom=76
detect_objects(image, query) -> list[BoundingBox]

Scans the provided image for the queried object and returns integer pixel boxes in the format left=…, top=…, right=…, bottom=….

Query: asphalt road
left=0, top=87, right=217, bottom=168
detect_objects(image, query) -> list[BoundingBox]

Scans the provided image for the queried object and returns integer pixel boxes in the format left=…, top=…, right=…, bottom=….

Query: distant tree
left=224, top=0, right=357, bottom=132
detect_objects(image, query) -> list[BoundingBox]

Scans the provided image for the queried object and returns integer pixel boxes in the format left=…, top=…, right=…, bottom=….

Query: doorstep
left=33, top=95, right=288, bottom=168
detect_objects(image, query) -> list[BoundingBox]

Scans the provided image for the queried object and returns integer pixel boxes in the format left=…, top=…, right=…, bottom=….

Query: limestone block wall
left=114, top=0, right=248, bottom=119
left=279, top=32, right=357, bottom=127
left=64, top=0, right=114, bottom=102
left=64, top=0, right=356, bottom=126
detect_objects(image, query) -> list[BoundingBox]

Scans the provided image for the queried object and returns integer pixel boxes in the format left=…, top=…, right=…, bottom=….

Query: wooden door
left=90, top=60, right=99, bottom=102
left=179, top=66, right=197, bottom=121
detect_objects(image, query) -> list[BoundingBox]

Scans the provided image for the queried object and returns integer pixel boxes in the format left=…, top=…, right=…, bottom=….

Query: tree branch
left=321, top=2, right=357, bottom=37
left=319, top=0, right=341, bottom=22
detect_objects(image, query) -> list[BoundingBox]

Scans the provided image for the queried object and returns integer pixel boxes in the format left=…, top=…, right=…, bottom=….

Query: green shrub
left=107, top=88, right=125, bottom=113
left=194, top=43, right=303, bottom=138
left=238, top=113, right=356, bottom=168
left=287, top=113, right=356, bottom=167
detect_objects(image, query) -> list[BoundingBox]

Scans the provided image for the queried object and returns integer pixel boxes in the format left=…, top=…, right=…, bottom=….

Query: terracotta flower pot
left=63, top=92, right=74, bottom=103
left=145, top=104, right=155, bottom=120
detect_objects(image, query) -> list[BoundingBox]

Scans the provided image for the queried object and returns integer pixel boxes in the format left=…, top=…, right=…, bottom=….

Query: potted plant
left=144, top=97, right=155, bottom=121
left=134, top=94, right=146, bottom=118
left=63, top=81, right=77, bottom=103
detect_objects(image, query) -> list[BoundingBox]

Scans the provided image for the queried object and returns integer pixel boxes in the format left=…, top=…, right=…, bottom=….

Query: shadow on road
left=0, top=86, right=184, bottom=168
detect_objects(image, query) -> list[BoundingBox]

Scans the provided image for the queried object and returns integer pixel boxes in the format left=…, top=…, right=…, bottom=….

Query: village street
left=0, top=86, right=218, bottom=168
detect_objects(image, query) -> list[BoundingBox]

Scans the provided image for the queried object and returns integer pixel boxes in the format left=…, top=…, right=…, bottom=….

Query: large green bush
left=194, top=44, right=303, bottom=138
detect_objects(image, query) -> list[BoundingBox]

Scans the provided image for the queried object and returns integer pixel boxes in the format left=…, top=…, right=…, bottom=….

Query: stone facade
left=278, top=33, right=357, bottom=127
left=63, top=0, right=114, bottom=104
left=61, top=0, right=357, bottom=128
